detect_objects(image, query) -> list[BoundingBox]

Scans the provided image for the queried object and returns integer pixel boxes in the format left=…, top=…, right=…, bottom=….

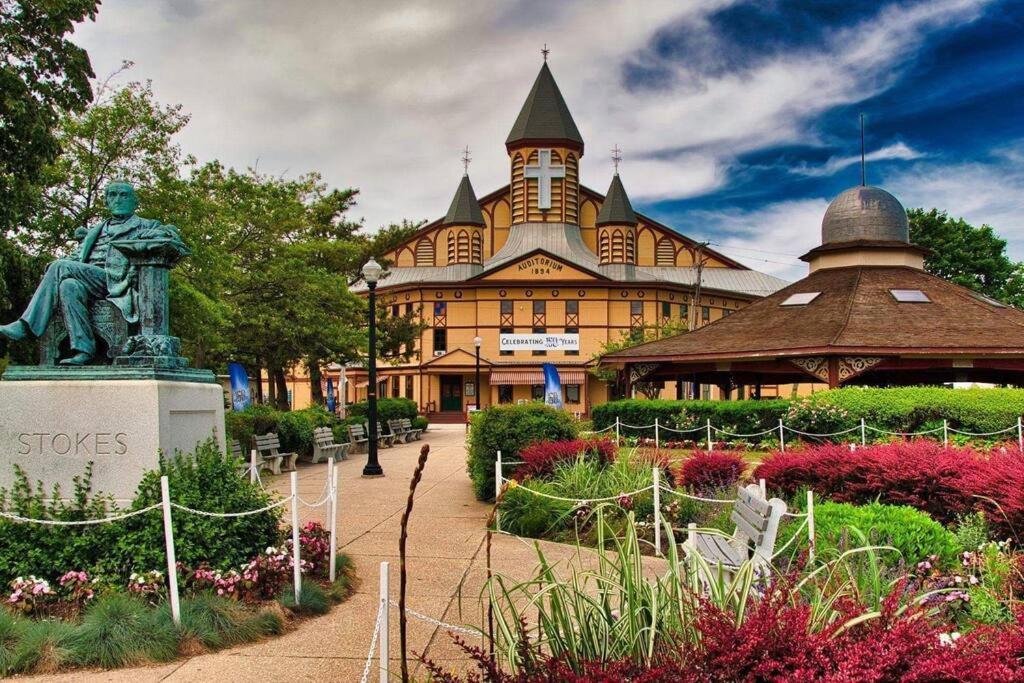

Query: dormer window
left=890, top=289, right=930, bottom=303
left=780, top=292, right=820, bottom=306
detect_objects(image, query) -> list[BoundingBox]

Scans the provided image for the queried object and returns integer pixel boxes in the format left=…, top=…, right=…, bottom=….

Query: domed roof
left=821, top=185, right=908, bottom=245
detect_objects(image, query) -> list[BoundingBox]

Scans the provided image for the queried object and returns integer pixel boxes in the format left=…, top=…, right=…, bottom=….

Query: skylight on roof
left=780, top=292, right=820, bottom=306
left=890, top=289, right=931, bottom=303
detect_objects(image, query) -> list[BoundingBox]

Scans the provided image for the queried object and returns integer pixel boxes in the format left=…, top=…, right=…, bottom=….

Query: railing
left=582, top=416, right=1024, bottom=451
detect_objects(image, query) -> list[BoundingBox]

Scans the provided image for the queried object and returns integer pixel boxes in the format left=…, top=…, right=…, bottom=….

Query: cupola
left=442, top=174, right=485, bottom=265
left=595, top=173, right=637, bottom=265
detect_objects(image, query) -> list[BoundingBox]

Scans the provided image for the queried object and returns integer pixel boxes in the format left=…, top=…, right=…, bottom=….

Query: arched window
left=611, top=230, right=625, bottom=263
left=456, top=230, right=470, bottom=263
left=656, top=237, right=675, bottom=266
left=625, top=231, right=635, bottom=263
left=447, top=232, right=456, bottom=263
left=471, top=231, right=482, bottom=263
left=599, top=231, right=610, bottom=263
left=415, top=237, right=435, bottom=266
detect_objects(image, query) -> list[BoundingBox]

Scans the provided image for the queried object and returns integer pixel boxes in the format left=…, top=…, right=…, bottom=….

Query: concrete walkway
left=28, top=424, right=576, bottom=682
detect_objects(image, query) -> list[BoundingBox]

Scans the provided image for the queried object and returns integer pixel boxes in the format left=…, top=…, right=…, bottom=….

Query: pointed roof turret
left=596, top=173, right=637, bottom=226
left=506, top=62, right=584, bottom=152
left=443, top=174, right=485, bottom=226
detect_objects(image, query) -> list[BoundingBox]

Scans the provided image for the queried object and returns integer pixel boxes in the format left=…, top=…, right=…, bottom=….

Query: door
left=440, top=375, right=463, bottom=412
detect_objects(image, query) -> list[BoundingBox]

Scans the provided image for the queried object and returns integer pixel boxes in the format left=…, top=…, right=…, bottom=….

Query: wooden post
left=160, top=476, right=181, bottom=626
left=615, top=417, right=621, bottom=446
left=328, top=457, right=339, bottom=583
left=249, top=448, right=258, bottom=485
left=653, top=467, right=661, bottom=556
left=759, top=478, right=766, bottom=498
left=807, top=490, right=816, bottom=565
left=1018, top=416, right=1022, bottom=451
left=290, top=471, right=301, bottom=604
left=942, top=419, right=949, bottom=447
left=379, top=561, right=390, bottom=683
left=494, top=452, right=502, bottom=531
left=654, top=418, right=660, bottom=452
left=861, top=418, right=867, bottom=446
left=706, top=419, right=713, bottom=453
left=778, top=419, right=785, bottom=452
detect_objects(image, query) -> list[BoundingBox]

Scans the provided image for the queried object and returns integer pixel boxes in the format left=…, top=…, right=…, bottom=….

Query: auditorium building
left=335, top=60, right=788, bottom=420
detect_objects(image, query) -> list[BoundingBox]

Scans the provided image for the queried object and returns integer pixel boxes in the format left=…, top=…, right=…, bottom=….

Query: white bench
left=311, top=426, right=350, bottom=463
left=253, top=432, right=298, bottom=475
left=685, top=484, right=787, bottom=575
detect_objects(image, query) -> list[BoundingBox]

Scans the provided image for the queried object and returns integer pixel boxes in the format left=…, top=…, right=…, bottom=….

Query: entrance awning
left=489, top=369, right=588, bottom=385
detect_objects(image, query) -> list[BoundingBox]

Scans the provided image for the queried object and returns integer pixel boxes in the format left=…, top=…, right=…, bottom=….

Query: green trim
left=1, top=365, right=217, bottom=383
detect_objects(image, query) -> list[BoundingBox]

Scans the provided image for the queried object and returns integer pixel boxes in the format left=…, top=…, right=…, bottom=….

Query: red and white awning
left=489, top=369, right=588, bottom=385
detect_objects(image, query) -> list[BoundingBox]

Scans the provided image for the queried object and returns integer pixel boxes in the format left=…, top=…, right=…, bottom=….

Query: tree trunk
left=308, top=361, right=324, bottom=406
left=266, top=367, right=276, bottom=406
left=255, top=364, right=264, bottom=403
left=273, top=367, right=290, bottom=410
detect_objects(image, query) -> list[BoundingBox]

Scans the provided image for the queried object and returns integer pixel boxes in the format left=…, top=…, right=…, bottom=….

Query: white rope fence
left=596, top=415, right=1024, bottom=451
left=0, top=457, right=343, bottom=627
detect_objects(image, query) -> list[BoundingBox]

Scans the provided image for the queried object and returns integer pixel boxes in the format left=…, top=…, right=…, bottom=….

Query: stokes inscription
left=17, top=432, right=129, bottom=456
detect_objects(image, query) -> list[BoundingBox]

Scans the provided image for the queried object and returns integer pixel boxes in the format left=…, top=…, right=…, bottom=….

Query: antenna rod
left=860, top=113, right=866, bottom=186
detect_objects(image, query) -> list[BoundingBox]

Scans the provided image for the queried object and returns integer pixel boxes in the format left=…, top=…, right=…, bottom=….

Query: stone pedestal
left=0, top=379, right=225, bottom=500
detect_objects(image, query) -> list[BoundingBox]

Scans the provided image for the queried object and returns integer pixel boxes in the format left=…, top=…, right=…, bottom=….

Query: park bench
left=253, top=432, right=298, bottom=475
left=386, top=419, right=411, bottom=443
left=399, top=418, right=423, bottom=440
left=685, top=484, right=787, bottom=576
left=373, top=422, right=396, bottom=448
left=311, top=426, right=350, bottom=464
left=347, top=423, right=370, bottom=454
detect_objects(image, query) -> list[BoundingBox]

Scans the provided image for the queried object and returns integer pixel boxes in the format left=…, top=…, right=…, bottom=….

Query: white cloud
left=791, top=142, right=925, bottom=178
left=71, top=0, right=990, bottom=244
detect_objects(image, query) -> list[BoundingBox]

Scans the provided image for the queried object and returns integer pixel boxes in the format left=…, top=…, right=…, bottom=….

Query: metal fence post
left=159, top=476, right=181, bottom=626
left=379, top=561, right=390, bottom=683
left=706, top=419, right=713, bottom=452
left=654, top=418, right=660, bottom=452
left=653, top=467, right=661, bottom=556
left=942, top=419, right=949, bottom=447
left=249, top=448, right=258, bottom=485
left=861, top=418, right=867, bottom=446
left=290, top=471, right=301, bottom=604
left=615, top=417, right=621, bottom=446
left=494, top=451, right=502, bottom=531
left=328, top=457, right=339, bottom=583
left=778, top=419, right=785, bottom=452
left=807, top=490, right=816, bottom=565
left=1018, top=416, right=1022, bottom=451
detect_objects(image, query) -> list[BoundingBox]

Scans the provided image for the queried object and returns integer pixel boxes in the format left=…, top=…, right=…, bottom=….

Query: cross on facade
left=524, top=149, right=565, bottom=210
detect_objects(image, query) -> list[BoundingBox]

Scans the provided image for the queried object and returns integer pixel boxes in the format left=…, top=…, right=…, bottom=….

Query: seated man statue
left=0, top=181, right=182, bottom=365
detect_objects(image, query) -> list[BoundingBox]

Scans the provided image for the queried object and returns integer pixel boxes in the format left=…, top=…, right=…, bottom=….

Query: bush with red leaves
left=677, top=451, right=746, bottom=493
left=513, top=438, right=617, bottom=480
left=754, top=441, right=1024, bottom=538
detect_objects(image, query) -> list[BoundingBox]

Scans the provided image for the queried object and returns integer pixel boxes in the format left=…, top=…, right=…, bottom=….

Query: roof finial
left=461, top=145, right=471, bottom=176
left=611, top=144, right=622, bottom=174
left=860, top=112, right=866, bottom=186
left=541, top=44, right=550, bottom=62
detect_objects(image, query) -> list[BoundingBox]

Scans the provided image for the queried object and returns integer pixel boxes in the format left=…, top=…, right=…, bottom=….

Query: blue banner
left=542, top=363, right=563, bottom=409
left=326, top=377, right=336, bottom=413
left=227, top=362, right=252, bottom=411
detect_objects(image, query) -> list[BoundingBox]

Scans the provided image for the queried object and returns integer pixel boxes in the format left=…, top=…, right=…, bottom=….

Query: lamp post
left=362, top=258, right=384, bottom=477
left=473, top=335, right=482, bottom=410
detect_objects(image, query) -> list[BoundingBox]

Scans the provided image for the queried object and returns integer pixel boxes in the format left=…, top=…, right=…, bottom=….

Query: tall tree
left=1, top=0, right=99, bottom=233
left=908, top=208, right=1024, bottom=307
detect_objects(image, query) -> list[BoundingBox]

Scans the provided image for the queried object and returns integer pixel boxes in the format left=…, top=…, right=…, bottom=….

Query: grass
left=278, top=580, right=331, bottom=615
left=68, top=593, right=179, bottom=668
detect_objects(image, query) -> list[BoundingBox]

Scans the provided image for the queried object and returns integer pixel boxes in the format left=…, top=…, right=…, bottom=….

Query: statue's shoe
left=0, top=320, right=28, bottom=341
left=59, top=352, right=93, bottom=366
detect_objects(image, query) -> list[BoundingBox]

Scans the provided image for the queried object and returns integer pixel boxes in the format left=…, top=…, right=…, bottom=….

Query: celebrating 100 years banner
left=498, top=333, right=579, bottom=352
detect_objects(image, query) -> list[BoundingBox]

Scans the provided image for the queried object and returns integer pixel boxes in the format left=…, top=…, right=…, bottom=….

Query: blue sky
left=74, top=0, right=1024, bottom=280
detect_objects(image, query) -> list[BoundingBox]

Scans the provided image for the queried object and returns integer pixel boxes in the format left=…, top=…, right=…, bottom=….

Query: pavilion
left=601, top=184, right=1024, bottom=395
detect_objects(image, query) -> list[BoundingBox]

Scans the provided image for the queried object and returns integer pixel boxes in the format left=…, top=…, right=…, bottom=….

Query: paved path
left=28, top=425, right=581, bottom=682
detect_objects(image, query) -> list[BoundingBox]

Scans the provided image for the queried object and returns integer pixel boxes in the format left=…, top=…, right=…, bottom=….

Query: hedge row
left=593, top=388, right=1024, bottom=442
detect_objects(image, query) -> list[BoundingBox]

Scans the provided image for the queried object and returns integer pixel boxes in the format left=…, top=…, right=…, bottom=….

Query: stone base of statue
left=0, top=376, right=225, bottom=500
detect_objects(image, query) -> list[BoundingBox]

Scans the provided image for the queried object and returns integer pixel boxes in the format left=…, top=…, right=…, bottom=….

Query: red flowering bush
left=678, top=451, right=746, bottom=493
left=296, top=521, right=332, bottom=576
left=754, top=441, right=1024, bottom=537
left=514, top=438, right=617, bottom=480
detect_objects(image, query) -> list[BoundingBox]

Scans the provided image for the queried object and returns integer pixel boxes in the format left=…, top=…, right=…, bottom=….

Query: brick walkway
left=28, top=424, right=579, bottom=682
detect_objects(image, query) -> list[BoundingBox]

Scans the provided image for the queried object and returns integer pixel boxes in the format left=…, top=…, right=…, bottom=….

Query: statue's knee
left=58, top=277, right=85, bottom=299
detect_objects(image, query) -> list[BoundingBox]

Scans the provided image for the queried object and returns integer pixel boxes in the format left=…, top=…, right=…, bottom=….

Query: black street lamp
left=362, top=258, right=384, bottom=477
left=474, top=335, right=482, bottom=410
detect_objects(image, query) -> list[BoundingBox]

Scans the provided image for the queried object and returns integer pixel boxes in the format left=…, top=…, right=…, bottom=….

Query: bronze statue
left=0, top=181, right=185, bottom=366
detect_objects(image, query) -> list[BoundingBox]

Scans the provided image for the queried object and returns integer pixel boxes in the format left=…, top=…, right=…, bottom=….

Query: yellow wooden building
left=324, top=61, right=790, bottom=420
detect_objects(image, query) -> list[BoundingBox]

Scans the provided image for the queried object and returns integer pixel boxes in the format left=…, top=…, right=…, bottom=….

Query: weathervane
left=541, top=44, right=550, bottom=62
left=611, top=144, right=622, bottom=173
left=461, top=145, right=471, bottom=175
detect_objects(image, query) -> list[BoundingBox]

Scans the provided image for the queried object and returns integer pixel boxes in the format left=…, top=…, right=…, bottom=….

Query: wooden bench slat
left=730, top=508, right=765, bottom=546
left=734, top=497, right=771, bottom=533
left=736, top=486, right=770, bottom=515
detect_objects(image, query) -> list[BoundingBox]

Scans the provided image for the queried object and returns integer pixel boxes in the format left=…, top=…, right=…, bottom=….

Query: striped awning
left=489, top=369, right=588, bottom=386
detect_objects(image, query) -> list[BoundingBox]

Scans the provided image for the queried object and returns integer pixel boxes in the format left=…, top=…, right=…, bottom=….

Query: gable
left=422, top=348, right=491, bottom=367
left=476, top=252, right=605, bottom=282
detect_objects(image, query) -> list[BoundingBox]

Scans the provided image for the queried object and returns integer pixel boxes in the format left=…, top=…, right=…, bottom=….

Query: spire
left=596, top=173, right=636, bottom=226
left=506, top=62, right=584, bottom=151
left=443, top=174, right=485, bottom=226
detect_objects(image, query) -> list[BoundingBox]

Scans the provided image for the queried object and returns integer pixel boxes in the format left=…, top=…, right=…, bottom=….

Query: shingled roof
left=605, top=265, right=1024, bottom=362
left=443, top=174, right=485, bottom=226
left=595, top=174, right=637, bottom=226
left=506, top=62, right=584, bottom=149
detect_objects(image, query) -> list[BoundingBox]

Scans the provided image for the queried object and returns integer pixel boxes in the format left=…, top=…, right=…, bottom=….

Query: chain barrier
left=359, top=601, right=386, bottom=683
left=711, top=425, right=778, bottom=438
left=389, top=600, right=480, bottom=636
left=658, top=484, right=734, bottom=505
left=170, top=497, right=291, bottom=518
left=0, top=502, right=162, bottom=526
left=864, top=425, right=944, bottom=437
left=771, top=518, right=809, bottom=560
left=947, top=425, right=1018, bottom=437
left=510, top=483, right=655, bottom=506
left=781, top=425, right=860, bottom=438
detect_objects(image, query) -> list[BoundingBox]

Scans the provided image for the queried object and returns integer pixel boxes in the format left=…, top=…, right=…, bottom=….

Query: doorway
left=440, top=375, right=463, bottom=412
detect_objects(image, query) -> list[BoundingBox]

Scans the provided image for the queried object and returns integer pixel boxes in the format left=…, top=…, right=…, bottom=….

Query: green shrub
left=13, top=620, right=75, bottom=673
left=226, top=405, right=338, bottom=455
left=0, top=610, right=23, bottom=676
left=68, top=593, right=178, bottom=668
left=804, top=501, right=961, bottom=567
left=412, top=416, right=429, bottom=431
left=500, top=481, right=573, bottom=536
left=591, top=399, right=789, bottom=440
left=349, top=397, right=418, bottom=423
left=167, top=593, right=280, bottom=649
left=225, top=404, right=280, bottom=448
left=467, top=404, right=578, bottom=501
left=0, top=464, right=121, bottom=585
left=279, top=580, right=331, bottom=615
left=115, top=440, right=283, bottom=576
left=955, top=512, right=991, bottom=552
